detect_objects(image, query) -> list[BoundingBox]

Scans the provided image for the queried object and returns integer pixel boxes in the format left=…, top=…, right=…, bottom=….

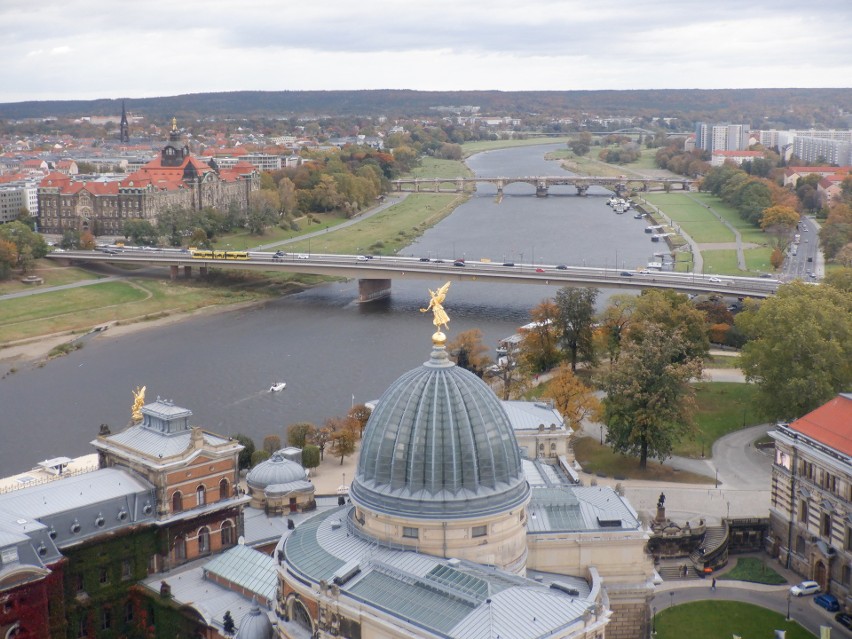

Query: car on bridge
left=502, top=261, right=515, bottom=267
left=535, top=268, right=545, bottom=273
left=556, top=264, right=567, bottom=270
left=620, top=271, right=634, bottom=277
left=419, top=257, right=430, bottom=262
left=453, top=260, right=466, bottom=267
left=357, top=255, right=369, bottom=261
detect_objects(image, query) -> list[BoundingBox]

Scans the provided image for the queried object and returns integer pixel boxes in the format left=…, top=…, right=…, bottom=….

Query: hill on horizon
left=1, top=88, right=851, bottom=122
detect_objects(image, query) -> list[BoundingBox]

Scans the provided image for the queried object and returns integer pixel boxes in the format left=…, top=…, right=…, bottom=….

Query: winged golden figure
left=420, top=281, right=451, bottom=332
left=131, top=385, right=146, bottom=423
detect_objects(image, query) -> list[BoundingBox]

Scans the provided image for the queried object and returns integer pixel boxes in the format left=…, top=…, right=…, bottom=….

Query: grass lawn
left=642, top=193, right=735, bottom=243
left=573, top=437, right=715, bottom=483
left=461, top=137, right=572, bottom=157
left=213, top=212, right=346, bottom=251
left=701, top=249, right=741, bottom=275
left=285, top=193, right=466, bottom=257
left=655, top=601, right=814, bottom=639
left=0, top=279, right=261, bottom=344
left=0, top=262, right=105, bottom=295
left=720, top=557, right=787, bottom=585
left=705, top=353, right=741, bottom=369
left=409, top=157, right=471, bottom=180
left=673, top=382, right=760, bottom=458
left=688, top=192, right=768, bottom=245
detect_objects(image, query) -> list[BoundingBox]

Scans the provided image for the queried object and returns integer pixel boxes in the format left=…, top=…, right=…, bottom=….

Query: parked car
left=815, top=594, right=840, bottom=612
left=835, top=612, right=852, bottom=629
left=790, top=580, right=820, bottom=596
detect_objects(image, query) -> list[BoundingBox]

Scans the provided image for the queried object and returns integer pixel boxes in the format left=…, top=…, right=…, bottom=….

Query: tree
left=223, top=610, right=236, bottom=636
left=233, top=433, right=255, bottom=470
left=262, top=434, right=281, bottom=454
left=0, top=221, right=48, bottom=264
left=448, top=329, right=492, bottom=377
left=278, top=177, right=298, bottom=215
left=122, top=219, right=159, bottom=246
left=251, top=449, right=271, bottom=467
left=543, top=364, right=601, bottom=430
left=518, top=300, right=561, bottom=373
left=629, top=289, right=709, bottom=363
left=602, top=325, right=703, bottom=469
left=597, top=294, right=636, bottom=365
left=301, top=444, right=320, bottom=473
left=79, top=230, right=96, bottom=250
left=736, top=281, right=852, bottom=420
left=312, top=425, right=334, bottom=461
left=0, top=238, right=17, bottom=279
left=287, top=422, right=316, bottom=449
left=554, top=286, right=599, bottom=372
left=760, top=205, right=799, bottom=235
left=330, top=423, right=357, bottom=465
left=347, top=404, right=372, bottom=438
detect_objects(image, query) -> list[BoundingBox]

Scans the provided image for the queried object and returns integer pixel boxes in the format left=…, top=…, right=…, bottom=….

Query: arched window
left=219, top=478, right=230, bottom=501
left=221, top=521, right=234, bottom=546
left=174, top=535, right=186, bottom=561
left=550, top=442, right=557, bottom=456
left=172, top=491, right=183, bottom=513
left=538, top=443, right=545, bottom=457
left=796, top=535, right=806, bottom=555
left=196, top=485, right=206, bottom=507
left=198, top=527, right=210, bottom=554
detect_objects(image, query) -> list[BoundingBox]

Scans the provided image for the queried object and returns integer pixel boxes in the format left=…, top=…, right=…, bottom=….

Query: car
left=535, top=268, right=545, bottom=273
left=638, top=269, right=651, bottom=274
left=619, top=271, right=634, bottom=277
left=434, top=259, right=445, bottom=263
left=419, top=257, right=430, bottom=262
left=453, top=260, right=466, bottom=267
left=556, top=264, right=567, bottom=270
left=502, top=261, right=515, bottom=267
left=356, top=255, right=369, bottom=261
left=815, top=593, right=840, bottom=612
left=52, top=248, right=65, bottom=253
left=790, top=580, right=820, bottom=596
left=296, top=254, right=309, bottom=260
left=364, top=255, right=374, bottom=259
left=273, top=250, right=286, bottom=258
left=836, top=612, right=852, bottom=629
left=803, top=227, right=808, bottom=232
left=809, top=272, right=817, bottom=279
left=708, top=276, right=722, bottom=283
left=759, top=273, right=774, bottom=278
left=103, top=249, right=119, bottom=255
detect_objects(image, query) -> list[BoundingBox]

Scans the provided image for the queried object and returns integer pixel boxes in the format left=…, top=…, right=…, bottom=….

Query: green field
left=719, top=557, right=787, bottom=585
left=687, top=192, right=769, bottom=245
left=213, top=211, right=347, bottom=251
left=409, top=157, right=471, bottom=180
left=462, top=137, right=572, bottom=157
left=642, top=193, right=735, bottom=243
left=0, top=263, right=105, bottom=295
left=654, top=601, right=813, bottom=639
left=673, top=382, right=759, bottom=458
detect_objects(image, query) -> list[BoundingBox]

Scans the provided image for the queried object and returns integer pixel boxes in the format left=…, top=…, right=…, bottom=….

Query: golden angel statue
left=420, top=282, right=451, bottom=332
left=131, top=385, right=146, bottom=423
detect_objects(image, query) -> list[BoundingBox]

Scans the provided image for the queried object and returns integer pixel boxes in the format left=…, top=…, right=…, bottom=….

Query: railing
left=0, top=463, right=99, bottom=494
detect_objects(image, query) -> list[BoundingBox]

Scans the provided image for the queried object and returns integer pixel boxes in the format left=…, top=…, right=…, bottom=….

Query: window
left=843, top=565, right=851, bottom=587
left=402, top=527, right=419, bottom=539
left=121, top=559, right=132, bottom=580
left=219, top=478, right=230, bottom=501
left=101, top=608, right=111, bottom=631
left=796, top=535, right=806, bottom=555
left=799, top=500, right=808, bottom=524
left=172, top=491, right=183, bottom=513
left=174, top=536, right=186, bottom=561
left=196, top=485, right=206, bottom=507
left=99, top=568, right=109, bottom=585
left=821, top=513, right=832, bottom=538
left=221, top=521, right=234, bottom=546
left=77, top=617, right=86, bottom=638
left=198, top=527, right=210, bottom=554
left=472, top=525, right=487, bottom=538
left=124, top=600, right=134, bottom=623
left=76, top=573, right=84, bottom=593
left=846, top=527, right=852, bottom=552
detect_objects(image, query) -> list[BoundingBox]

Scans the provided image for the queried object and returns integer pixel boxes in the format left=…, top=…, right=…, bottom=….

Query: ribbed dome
left=246, top=452, right=306, bottom=490
left=235, top=599, right=273, bottom=639
left=350, top=343, right=529, bottom=519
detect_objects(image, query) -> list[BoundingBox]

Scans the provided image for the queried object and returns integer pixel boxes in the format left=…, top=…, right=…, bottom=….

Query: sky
left=2, top=0, right=851, bottom=103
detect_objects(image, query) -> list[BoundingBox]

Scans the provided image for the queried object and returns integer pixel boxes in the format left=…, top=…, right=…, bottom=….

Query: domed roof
left=350, top=342, right=529, bottom=520
left=246, top=452, right=307, bottom=490
left=235, top=599, right=273, bottom=639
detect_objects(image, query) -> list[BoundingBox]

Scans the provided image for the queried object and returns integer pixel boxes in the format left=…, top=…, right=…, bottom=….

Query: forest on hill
left=1, top=88, right=851, bottom=128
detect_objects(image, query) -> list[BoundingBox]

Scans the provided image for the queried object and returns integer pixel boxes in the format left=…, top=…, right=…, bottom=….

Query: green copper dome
left=350, top=343, right=529, bottom=519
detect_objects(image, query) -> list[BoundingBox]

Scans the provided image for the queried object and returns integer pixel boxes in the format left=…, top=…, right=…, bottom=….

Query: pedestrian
left=711, top=577, right=716, bottom=591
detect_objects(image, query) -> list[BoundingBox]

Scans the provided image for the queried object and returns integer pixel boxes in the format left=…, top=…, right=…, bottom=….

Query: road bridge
left=48, top=249, right=780, bottom=303
left=390, top=175, right=695, bottom=197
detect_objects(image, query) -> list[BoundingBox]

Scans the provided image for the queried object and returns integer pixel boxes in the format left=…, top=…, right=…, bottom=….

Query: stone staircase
left=658, top=563, right=698, bottom=581
left=690, top=524, right=729, bottom=570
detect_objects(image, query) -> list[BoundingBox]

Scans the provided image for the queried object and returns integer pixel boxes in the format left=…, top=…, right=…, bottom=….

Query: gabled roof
left=789, top=394, right=852, bottom=456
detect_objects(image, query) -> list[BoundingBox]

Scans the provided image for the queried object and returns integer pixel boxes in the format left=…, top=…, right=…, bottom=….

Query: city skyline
left=2, top=0, right=851, bottom=103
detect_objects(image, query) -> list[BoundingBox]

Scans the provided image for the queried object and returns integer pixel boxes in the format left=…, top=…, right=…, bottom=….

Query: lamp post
left=669, top=591, right=674, bottom=609
left=786, top=592, right=791, bottom=621
left=652, top=607, right=656, bottom=635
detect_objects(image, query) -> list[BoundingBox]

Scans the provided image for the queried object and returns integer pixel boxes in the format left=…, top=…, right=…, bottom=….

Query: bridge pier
left=575, top=185, right=589, bottom=196
left=199, top=266, right=208, bottom=278
left=456, top=179, right=465, bottom=192
left=536, top=183, right=548, bottom=197
left=169, top=265, right=179, bottom=280
left=358, top=279, right=391, bottom=303
left=183, top=265, right=192, bottom=279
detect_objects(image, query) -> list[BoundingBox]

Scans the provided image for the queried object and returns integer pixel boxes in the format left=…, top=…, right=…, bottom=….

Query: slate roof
left=98, top=425, right=232, bottom=460
left=204, top=544, right=277, bottom=604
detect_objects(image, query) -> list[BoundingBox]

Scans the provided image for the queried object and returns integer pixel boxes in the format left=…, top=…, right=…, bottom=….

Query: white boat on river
left=269, top=382, right=287, bottom=392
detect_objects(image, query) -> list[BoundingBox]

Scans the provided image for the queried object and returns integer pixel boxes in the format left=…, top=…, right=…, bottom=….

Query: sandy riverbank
left=0, top=300, right=264, bottom=366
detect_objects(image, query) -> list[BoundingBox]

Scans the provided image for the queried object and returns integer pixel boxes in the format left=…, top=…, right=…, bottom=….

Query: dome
left=235, top=599, right=273, bottom=639
left=350, top=342, right=529, bottom=520
left=246, top=452, right=307, bottom=491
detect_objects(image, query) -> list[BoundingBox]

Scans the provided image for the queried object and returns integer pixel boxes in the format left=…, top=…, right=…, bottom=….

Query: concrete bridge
left=390, top=175, right=695, bottom=197
left=48, top=249, right=779, bottom=303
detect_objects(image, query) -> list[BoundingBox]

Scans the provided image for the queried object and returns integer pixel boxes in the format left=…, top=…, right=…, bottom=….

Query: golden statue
left=421, top=282, right=451, bottom=335
left=131, top=385, right=146, bottom=423
left=171, top=117, right=177, bottom=131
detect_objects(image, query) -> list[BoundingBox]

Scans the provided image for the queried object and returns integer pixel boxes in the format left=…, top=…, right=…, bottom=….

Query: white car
left=708, top=276, right=722, bottom=283
left=790, top=580, right=820, bottom=596
left=296, top=254, right=309, bottom=260
left=638, top=269, right=652, bottom=274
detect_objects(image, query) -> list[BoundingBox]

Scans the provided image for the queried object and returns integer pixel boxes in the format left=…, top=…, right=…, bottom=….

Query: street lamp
left=786, top=592, right=791, bottom=620
left=669, top=592, right=674, bottom=609
left=652, top=607, right=656, bottom=635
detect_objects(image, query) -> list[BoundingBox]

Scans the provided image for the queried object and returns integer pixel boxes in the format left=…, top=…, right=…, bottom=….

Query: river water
left=0, top=144, right=656, bottom=474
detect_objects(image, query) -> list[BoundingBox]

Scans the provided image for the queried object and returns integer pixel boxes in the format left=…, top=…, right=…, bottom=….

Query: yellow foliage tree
left=542, top=364, right=601, bottom=431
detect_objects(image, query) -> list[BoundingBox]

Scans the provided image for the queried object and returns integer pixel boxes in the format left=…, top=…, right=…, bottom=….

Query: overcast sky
left=2, top=0, right=851, bottom=103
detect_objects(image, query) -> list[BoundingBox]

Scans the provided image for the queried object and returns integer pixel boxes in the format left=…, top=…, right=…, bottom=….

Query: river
left=0, top=144, right=656, bottom=474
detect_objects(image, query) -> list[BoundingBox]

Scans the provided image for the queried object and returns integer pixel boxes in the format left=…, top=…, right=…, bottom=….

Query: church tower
left=119, top=100, right=129, bottom=143
left=161, top=117, right=190, bottom=167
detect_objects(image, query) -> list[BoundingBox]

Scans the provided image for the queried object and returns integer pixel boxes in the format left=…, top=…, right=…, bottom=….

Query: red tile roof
left=790, top=394, right=852, bottom=456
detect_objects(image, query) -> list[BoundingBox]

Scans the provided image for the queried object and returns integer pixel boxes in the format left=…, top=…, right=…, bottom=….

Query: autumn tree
left=736, top=281, right=852, bottom=420
left=760, top=205, right=799, bottom=238
left=330, top=423, right=358, bottom=465
left=628, top=289, right=709, bottom=363
left=447, top=329, right=492, bottom=377
left=348, top=404, right=372, bottom=438
left=555, top=286, right=599, bottom=371
left=0, top=238, right=17, bottom=279
left=287, top=422, right=316, bottom=449
left=519, top=300, right=561, bottom=373
left=79, top=230, right=96, bottom=250
left=263, top=434, right=281, bottom=454
left=543, top=364, right=601, bottom=430
left=596, top=293, right=636, bottom=365
left=602, top=325, right=703, bottom=469
left=277, top=177, right=299, bottom=215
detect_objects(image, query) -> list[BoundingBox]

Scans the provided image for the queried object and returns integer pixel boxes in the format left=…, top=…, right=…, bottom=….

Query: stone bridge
left=390, top=176, right=695, bottom=197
